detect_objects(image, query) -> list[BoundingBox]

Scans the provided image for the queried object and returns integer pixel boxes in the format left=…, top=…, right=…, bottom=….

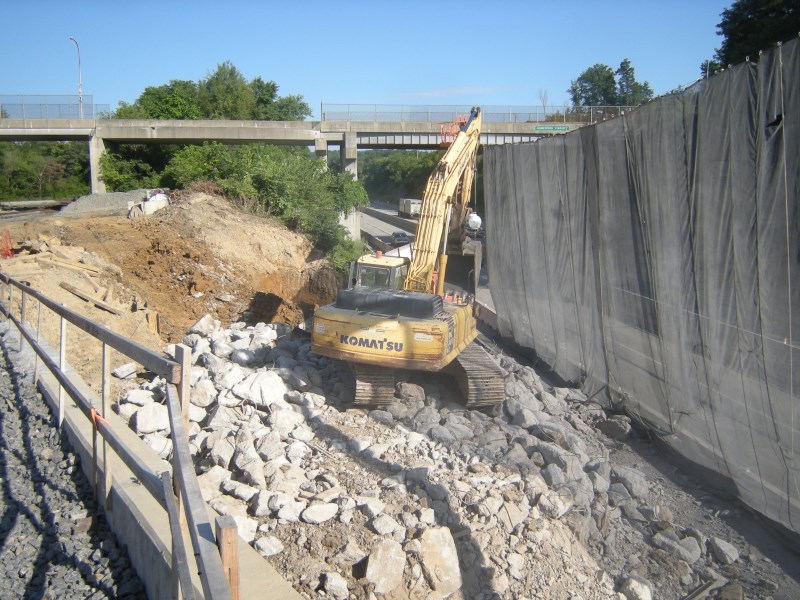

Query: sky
left=2, top=0, right=732, bottom=118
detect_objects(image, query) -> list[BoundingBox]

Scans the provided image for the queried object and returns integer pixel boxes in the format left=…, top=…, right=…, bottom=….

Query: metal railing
left=0, top=95, right=110, bottom=119
left=320, top=103, right=636, bottom=125
left=0, top=274, right=236, bottom=600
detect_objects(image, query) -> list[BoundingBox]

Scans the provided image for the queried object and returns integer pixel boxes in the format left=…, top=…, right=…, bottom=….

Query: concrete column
left=89, top=134, right=106, bottom=193
left=315, top=136, right=328, bottom=169
left=338, top=208, right=361, bottom=241
left=342, top=132, right=357, bottom=179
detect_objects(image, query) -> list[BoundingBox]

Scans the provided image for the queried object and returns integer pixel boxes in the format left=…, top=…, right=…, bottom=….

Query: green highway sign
left=535, top=125, right=571, bottom=131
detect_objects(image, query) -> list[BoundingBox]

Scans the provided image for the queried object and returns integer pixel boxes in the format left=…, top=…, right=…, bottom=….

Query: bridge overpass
left=0, top=104, right=631, bottom=193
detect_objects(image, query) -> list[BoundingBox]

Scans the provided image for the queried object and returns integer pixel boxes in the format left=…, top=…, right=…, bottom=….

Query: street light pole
left=68, top=36, right=83, bottom=119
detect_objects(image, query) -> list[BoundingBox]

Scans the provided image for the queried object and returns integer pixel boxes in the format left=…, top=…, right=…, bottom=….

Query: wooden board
left=59, top=282, right=122, bottom=316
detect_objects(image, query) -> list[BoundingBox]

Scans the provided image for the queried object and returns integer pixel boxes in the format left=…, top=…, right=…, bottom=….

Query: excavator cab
left=350, top=253, right=409, bottom=290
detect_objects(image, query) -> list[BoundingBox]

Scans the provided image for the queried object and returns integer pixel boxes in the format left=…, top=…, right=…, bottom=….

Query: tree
left=250, top=78, right=311, bottom=121
left=568, top=64, right=618, bottom=106
left=712, top=0, right=800, bottom=67
left=700, top=59, right=723, bottom=79
left=537, top=89, right=549, bottom=118
left=115, top=80, right=202, bottom=120
left=197, top=61, right=255, bottom=120
left=616, top=59, right=654, bottom=105
left=568, top=60, right=653, bottom=107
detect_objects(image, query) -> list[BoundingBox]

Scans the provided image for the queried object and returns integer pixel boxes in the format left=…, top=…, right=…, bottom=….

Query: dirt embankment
left=4, top=191, right=339, bottom=344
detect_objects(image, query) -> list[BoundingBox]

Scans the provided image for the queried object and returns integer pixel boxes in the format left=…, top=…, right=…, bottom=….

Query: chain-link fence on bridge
left=320, top=104, right=635, bottom=125
left=0, top=95, right=111, bottom=119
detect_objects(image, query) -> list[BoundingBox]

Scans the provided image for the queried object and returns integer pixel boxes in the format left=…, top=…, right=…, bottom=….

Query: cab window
left=357, top=266, right=391, bottom=288
left=392, top=265, right=408, bottom=290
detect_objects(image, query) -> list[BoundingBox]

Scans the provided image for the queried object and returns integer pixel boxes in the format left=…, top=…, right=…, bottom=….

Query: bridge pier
left=89, top=134, right=106, bottom=194
left=315, top=137, right=328, bottom=166
left=342, top=132, right=357, bottom=179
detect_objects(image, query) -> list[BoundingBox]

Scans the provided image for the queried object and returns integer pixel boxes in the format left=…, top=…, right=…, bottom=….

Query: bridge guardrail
left=321, top=103, right=635, bottom=125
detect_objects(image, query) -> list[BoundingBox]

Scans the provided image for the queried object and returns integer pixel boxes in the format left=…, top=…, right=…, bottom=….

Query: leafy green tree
left=116, top=80, right=202, bottom=120
left=569, top=60, right=653, bottom=106
left=99, top=146, right=159, bottom=190
left=568, top=64, right=618, bottom=106
left=713, top=0, right=800, bottom=67
left=360, top=150, right=444, bottom=201
left=616, top=59, right=654, bottom=105
left=250, top=77, right=311, bottom=121
left=0, top=141, right=89, bottom=199
left=700, top=59, right=723, bottom=78
left=197, top=61, right=255, bottom=120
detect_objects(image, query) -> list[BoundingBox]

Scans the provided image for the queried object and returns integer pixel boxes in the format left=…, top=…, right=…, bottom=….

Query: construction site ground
left=1, top=191, right=798, bottom=599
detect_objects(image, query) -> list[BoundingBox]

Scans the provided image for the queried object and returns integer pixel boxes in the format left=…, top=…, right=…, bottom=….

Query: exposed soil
left=3, top=191, right=338, bottom=344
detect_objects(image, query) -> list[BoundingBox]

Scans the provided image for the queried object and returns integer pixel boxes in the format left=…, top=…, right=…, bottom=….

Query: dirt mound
left=3, top=191, right=339, bottom=344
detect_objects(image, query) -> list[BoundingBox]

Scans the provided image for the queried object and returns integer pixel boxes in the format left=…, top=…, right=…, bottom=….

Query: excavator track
left=352, top=363, right=396, bottom=407
left=447, top=341, right=506, bottom=409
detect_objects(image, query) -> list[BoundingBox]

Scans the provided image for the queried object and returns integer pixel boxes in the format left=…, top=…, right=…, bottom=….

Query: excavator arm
left=404, top=107, right=482, bottom=294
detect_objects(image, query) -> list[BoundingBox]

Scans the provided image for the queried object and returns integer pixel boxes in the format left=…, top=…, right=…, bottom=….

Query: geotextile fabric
left=484, top=38, right=799, bottom=533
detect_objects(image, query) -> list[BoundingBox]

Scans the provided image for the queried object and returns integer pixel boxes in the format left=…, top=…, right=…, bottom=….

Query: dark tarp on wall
left=484, top=38, right=799, bottom=534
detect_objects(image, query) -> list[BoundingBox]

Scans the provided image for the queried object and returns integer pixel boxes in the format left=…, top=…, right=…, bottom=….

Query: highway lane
left=360, top=211, right=415, bottom=248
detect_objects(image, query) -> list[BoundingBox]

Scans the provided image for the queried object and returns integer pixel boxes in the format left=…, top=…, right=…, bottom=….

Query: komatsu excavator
left=311, top=107, right=504, bottom=409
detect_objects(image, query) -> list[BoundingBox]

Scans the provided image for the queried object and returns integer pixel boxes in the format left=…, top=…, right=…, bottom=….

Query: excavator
left=311, top=107, right=504, bottom=409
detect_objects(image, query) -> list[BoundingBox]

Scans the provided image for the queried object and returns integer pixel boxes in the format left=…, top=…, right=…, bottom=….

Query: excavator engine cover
left=335, top=287, right=443, bottom=319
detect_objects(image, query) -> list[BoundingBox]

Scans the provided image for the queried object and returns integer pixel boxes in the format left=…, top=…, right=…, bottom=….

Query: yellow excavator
left=311, top=107, right=504, bottom=409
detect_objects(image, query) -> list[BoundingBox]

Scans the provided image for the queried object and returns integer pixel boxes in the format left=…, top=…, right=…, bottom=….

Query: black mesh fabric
left=484, top=38, right=799, bottom=533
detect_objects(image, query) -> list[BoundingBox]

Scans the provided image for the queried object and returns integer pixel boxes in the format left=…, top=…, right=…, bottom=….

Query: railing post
left=216, top=515, right=240, bottom=600
left=58, top=315, right=66, bottom=429
left=34, top=300, right=42, bottom=385
left=102, top=342, right=111, bottom=509
left=19, top=286, right=26, bottom=353
left=173, top=344, right=192, bottom=600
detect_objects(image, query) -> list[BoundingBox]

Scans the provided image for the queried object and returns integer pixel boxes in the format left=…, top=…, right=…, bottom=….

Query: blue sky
left=3, top=1, right=732, bottom=118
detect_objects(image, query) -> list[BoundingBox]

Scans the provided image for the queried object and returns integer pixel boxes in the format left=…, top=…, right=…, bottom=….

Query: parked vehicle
left=391, top=231, right=411, bottom=246
left=398, top=198, right=422, bottom=218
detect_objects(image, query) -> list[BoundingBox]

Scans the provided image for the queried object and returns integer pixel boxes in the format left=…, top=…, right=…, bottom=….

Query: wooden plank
left=0, top=274, right=180, bottom=383
left=146, top=310, right=159, bottom=335
left=35, top=256, right=98, bottom=275
left=166, top=384, right=233, bottom=600
left=0, top=251, right=50, bottom=263
left=81, top=271, right=101, bottom=293
left=59, top=282, right=122, bottom=316
left=216, top=515, right=240, bottom=600
left=47, top=254, right=102, bottom=273
left=103, top=283, right=115, bottom=303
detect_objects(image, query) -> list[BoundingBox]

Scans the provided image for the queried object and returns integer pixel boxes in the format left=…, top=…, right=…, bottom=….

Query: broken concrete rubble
left=109, top=314, right=786, bottom=599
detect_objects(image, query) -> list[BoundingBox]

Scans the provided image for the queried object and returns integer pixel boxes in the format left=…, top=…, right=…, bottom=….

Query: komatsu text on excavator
left=311, top=107, right=504, bottom=409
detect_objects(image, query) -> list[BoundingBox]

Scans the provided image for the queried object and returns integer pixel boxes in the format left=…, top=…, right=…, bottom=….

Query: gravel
left=59, top=191, right=148, bottom=216
left=0, top=324, right=146, bottom=599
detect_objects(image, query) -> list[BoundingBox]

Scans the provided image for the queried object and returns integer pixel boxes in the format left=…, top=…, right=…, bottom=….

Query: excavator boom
left=406, top=107, right=482, bottom=293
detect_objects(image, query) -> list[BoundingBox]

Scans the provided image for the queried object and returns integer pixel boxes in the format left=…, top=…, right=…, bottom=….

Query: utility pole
left=68, top=36, right=83, bottom=119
